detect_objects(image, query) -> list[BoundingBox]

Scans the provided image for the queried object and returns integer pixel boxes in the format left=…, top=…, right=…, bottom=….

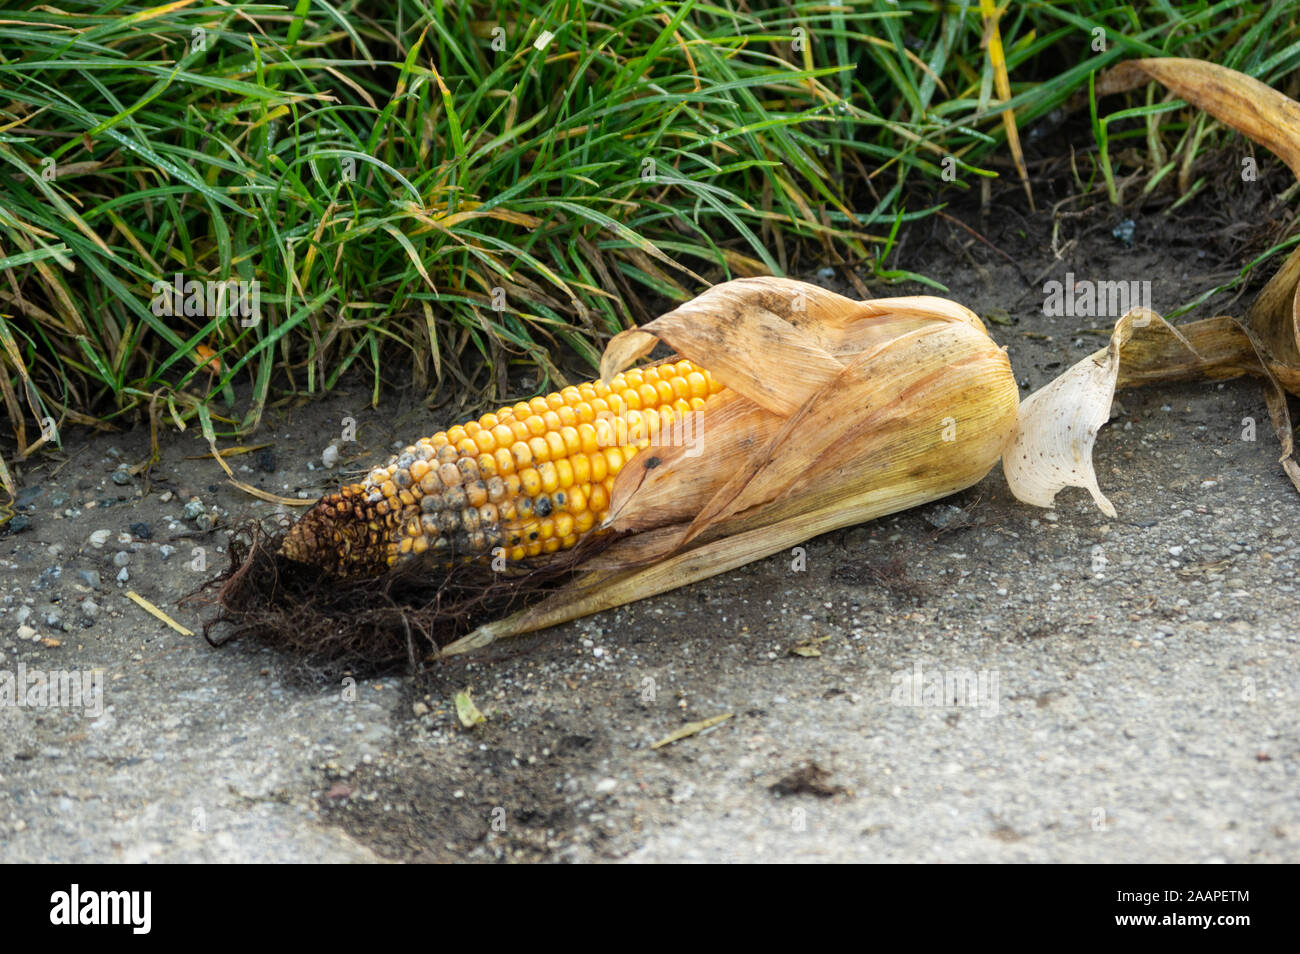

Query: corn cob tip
left=279, top=487, right=393, bottom=577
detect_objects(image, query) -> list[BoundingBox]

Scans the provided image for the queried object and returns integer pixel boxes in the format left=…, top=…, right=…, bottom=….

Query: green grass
left=0, top=0, right=1298, bottom=463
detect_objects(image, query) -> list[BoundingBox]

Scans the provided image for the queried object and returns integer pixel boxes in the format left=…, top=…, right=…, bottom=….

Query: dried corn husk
left=442, top=281, right=1021, bottom=654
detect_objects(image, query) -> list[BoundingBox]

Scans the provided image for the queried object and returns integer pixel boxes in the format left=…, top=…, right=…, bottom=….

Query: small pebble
left=34, top=566, right=61, bottom=590
left=115, top=567, right=130, bottom=583
left=16, top=624, right=37, bottom=641
left=88, top=529, right=111, bottom=548
left=321, top=444, right=340, bottom=469
left=111, top=467, right=132, bottom=486
left=183, top=499, right=206, bottom=520
left=77, top=569, right=102, bottom=590
left=130, top=522, right=152, bottom=540
left=112, top=551, right=130, bottom=568
left=195, top=512, right=215, bottom=532
left=159, top=545, right=175, bottom=561
left=14, top=486, right=42, bottom=510
left=6, top=514, right=31, bottom=534
left=1112, top=218, right=1136, bottom=248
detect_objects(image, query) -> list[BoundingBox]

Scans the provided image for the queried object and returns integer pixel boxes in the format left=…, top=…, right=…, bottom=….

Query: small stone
left=33, top=566, right=61, bottom=590
left=195, top=512, right=215, bottom=532
left=14, top=486, right=42, bottom=510
left=88, top=529, right=111, bottom=548
left=6, top=514, right=31, bottom=534
left=183, top=499, right=206, bottom=520
left=112, top=551, right=130, bottom=568
left=40, top=637, right=61, bottom=648
left=256, top=449, right=276, bottom=473
left=594, top=778, right=617, bottom=794
left=321, top=444, right=340, bottom=469
left=924, top=504, right=968, bottom=530
left=130, top=522, right=152, bottom=540
left=412, top=702, right=429, bottom=717
left=116, top=567, right=129, bottom=584
left=159, top=545, right=175, bottom=561
left=14, top=606, right=32, bottom=625
left=77, top=569, right=102, bottom=590
left=159, top=490, right=174, bottom=503
left=111, top=467, right=132, bottom=486
left=81, top=600, right=99, bottom=618
left=16, top=624, right=37, bottom=641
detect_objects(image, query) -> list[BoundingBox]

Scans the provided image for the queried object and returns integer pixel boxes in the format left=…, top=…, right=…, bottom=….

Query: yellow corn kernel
left=493, top=447, right=516, bottom=476
left=539, top=462, right=560, bottom=495
left=571, top=454, right=591, bottom=485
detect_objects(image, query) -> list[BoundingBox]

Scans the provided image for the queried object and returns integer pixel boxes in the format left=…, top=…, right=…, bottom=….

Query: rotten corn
left=280, top=360, right=725, bottom=575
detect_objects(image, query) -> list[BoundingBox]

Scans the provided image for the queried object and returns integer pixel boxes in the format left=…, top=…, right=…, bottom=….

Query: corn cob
left=280, top=360, right=725, bottom=576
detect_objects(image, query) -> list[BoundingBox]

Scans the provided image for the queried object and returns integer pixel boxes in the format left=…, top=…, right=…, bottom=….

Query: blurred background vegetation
left=1, top=0, right=1298, bottom=463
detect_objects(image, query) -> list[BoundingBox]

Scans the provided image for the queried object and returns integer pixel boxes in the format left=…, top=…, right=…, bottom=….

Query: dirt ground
left=3, top=167, right=1298, bottom=862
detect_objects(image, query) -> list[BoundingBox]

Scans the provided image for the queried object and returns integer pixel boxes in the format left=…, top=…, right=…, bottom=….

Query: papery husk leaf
left=679, top=321, right=1016, bottom=543
left=603, top=389, right=782, bottom=533
left=1004, top=310, right=1146, bottom=516
left=600, top=278, right=993, bottom=414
